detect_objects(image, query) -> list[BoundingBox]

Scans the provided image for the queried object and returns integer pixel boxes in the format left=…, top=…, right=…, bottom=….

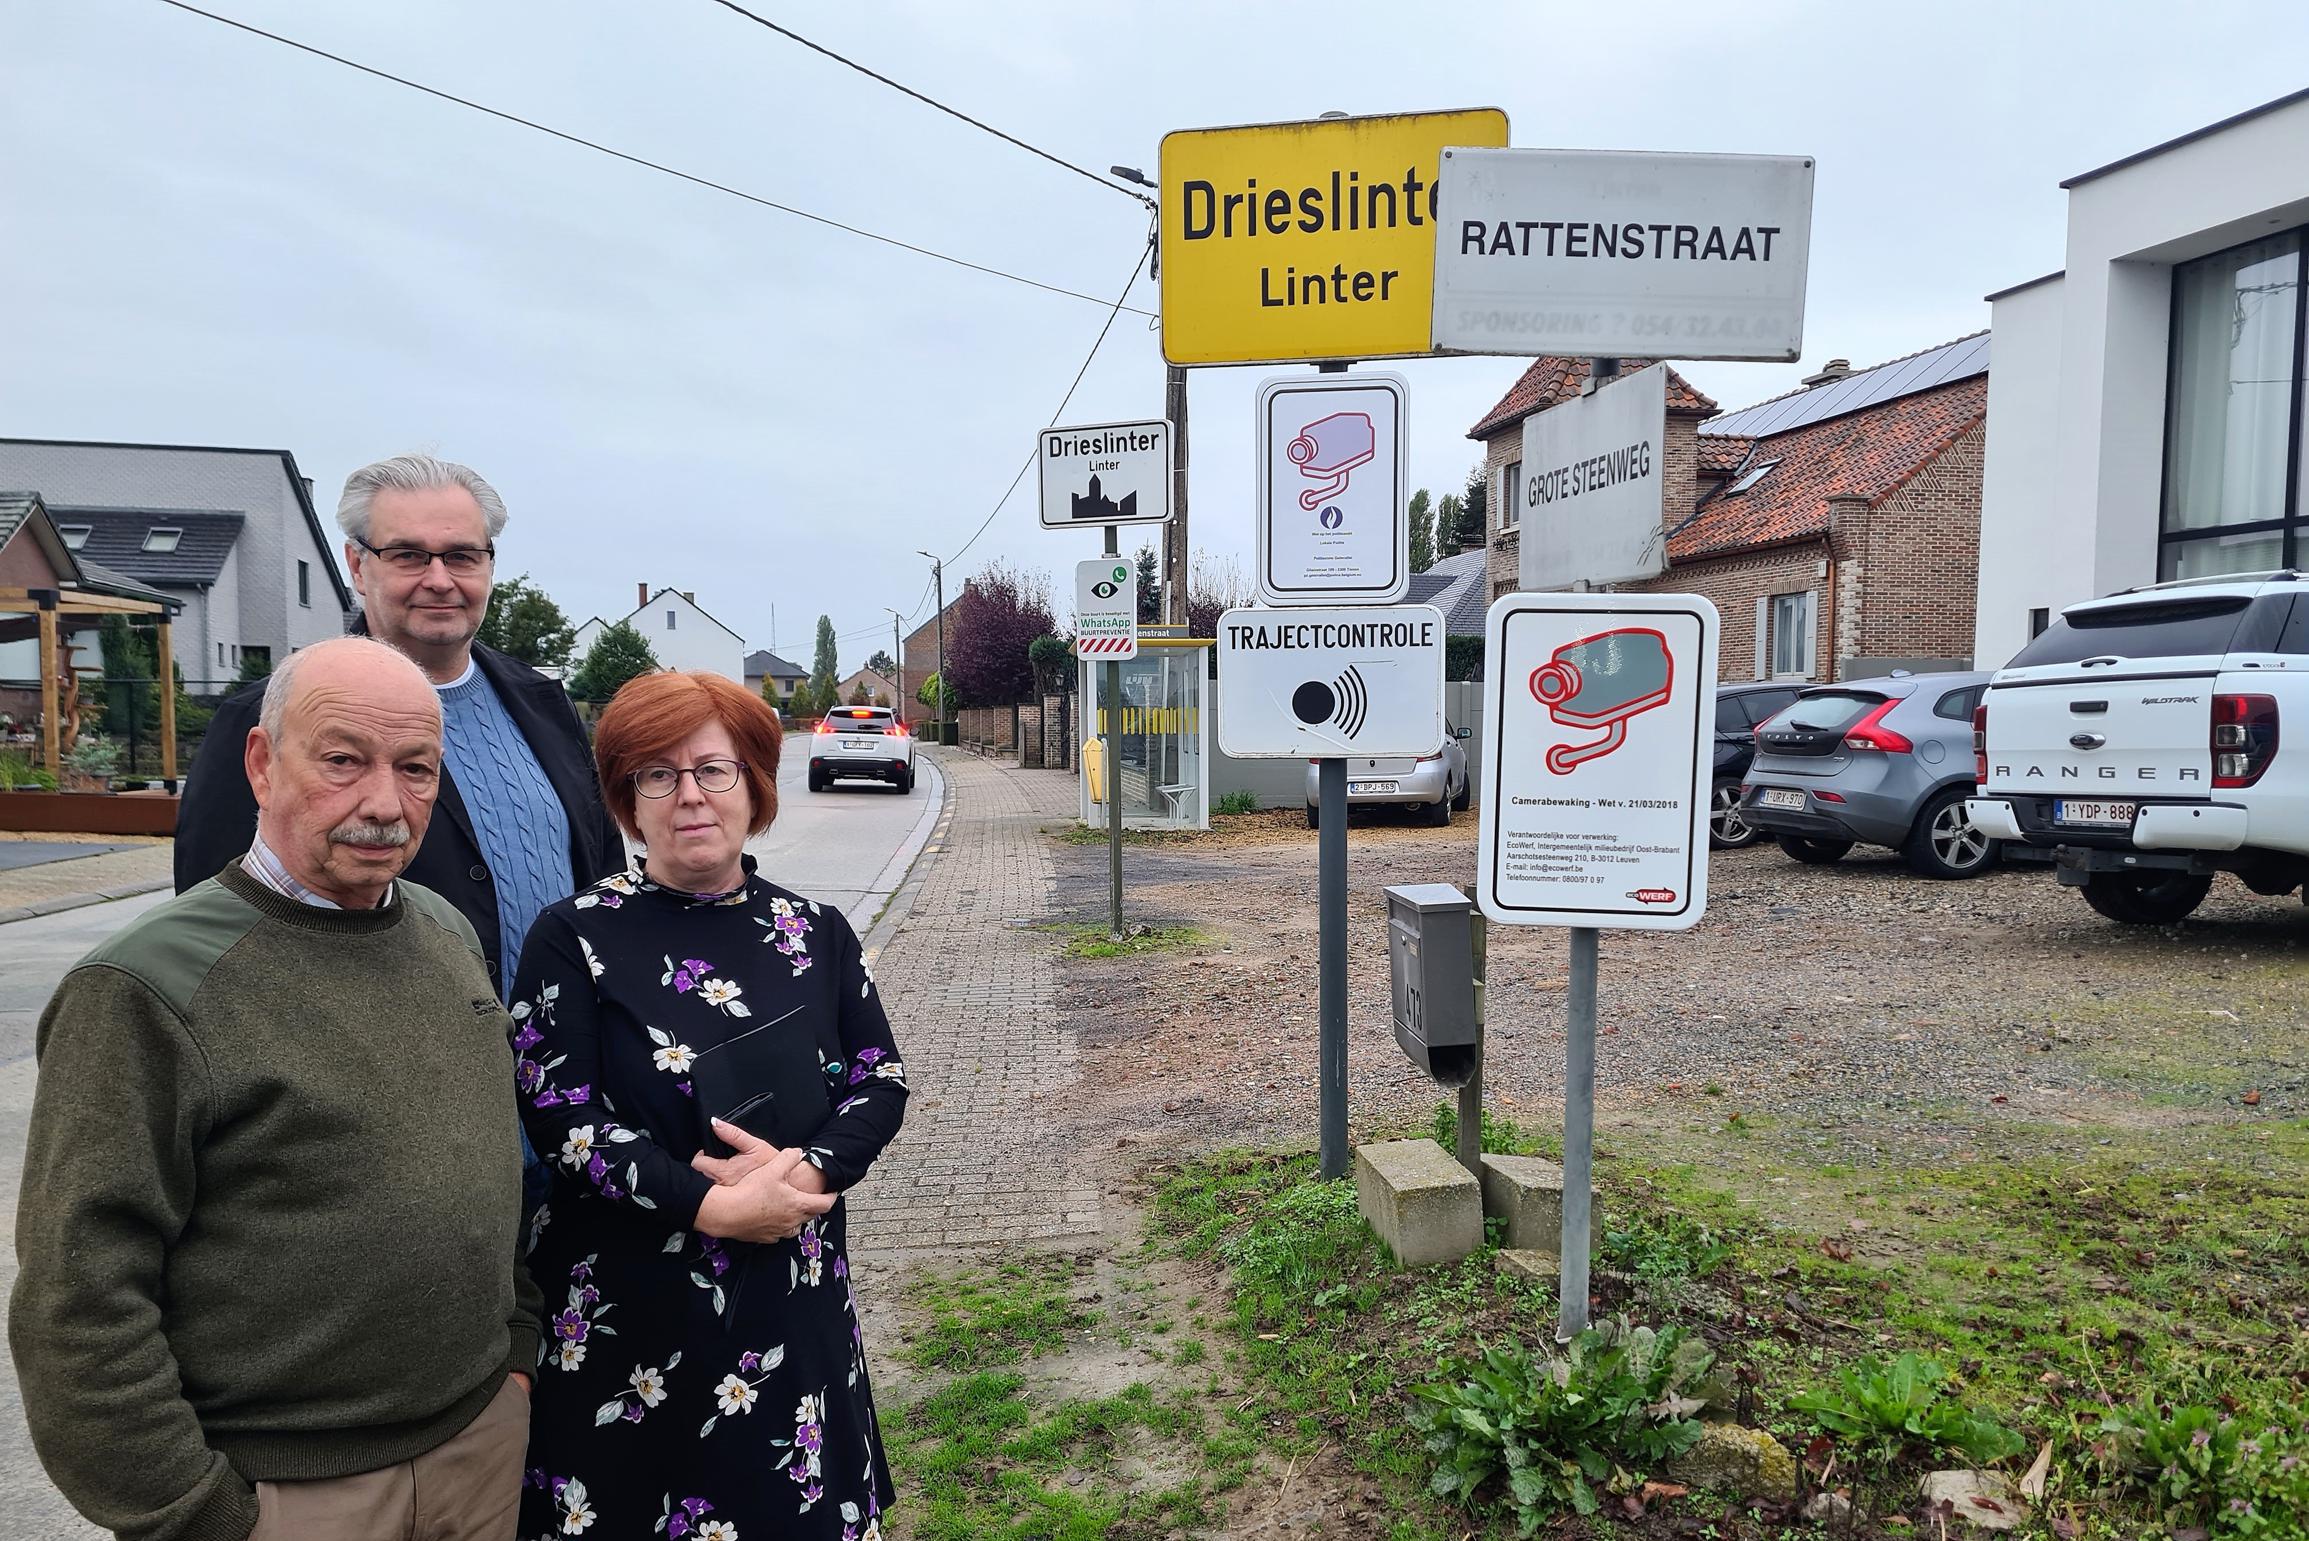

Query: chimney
left=637, top=582, right=649, bottom=609
left=1801, top=358, right=1853, bottom=387
left=682, top=591, right=695, bottom=603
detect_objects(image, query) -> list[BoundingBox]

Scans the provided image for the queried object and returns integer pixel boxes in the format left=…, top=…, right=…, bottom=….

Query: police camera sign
left=1431, top=147, right=1814, bottom=362
left=1075, top=558, right=1138, bottom=660
left=1216, top=604, right=1445, bottom=759
left=1256, top=371, right=1408, bottom=607
left=1477, top=592, right=1719, bottom=930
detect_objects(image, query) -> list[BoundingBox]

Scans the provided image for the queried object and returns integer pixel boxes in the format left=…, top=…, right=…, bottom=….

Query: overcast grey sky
left=5, top=1, right=2306, bottom=672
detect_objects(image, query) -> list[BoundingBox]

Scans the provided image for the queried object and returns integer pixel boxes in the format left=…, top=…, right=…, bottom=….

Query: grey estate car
left=1737, top=671, right=2000, bottom=879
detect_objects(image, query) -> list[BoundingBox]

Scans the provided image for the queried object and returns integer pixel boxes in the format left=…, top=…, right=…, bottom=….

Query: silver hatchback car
left=1303, top=726, right=1473, bottom=828
left=1737, top=672, right=1999, bottom=878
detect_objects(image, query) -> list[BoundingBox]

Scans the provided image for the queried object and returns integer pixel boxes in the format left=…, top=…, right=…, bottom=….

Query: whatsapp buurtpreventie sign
left=1431, top=147, right=1814, bottom=361
left=1477, top=592, right=1720, bottom=931
left=1159, top=108, right=1508, bottom=366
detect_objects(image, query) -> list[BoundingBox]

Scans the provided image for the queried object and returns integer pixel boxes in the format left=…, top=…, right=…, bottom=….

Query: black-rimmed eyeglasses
left=633, top=760, right=745, bottom=798
left=353, top=536, right=496, bottom=576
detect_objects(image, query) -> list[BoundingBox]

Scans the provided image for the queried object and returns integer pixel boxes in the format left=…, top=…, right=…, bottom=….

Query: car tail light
left=1973, top=702, right=1988, bottom=785
left=886, top=725, right=907, bottom=738
left=1841, top=700, right=1913, bottom=754
left=814, top=719, right=834, bottom=734
left=1816, top=790, right=1846, bottom=802
left=2212, top=694, right=2279, bottom=787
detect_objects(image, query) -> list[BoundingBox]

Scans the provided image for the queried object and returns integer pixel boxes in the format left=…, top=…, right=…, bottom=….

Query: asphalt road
left=0, top=747, right=942, bottom=1537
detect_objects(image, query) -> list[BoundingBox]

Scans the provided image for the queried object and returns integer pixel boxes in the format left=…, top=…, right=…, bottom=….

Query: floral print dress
left=510, top=858, right=907, bottom=1541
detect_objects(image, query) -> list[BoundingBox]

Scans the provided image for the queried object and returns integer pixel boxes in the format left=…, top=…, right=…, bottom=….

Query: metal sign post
left=1102, top=529, right=1125, bottom=939
left=1475, top=585, right=1720, bottom=1342
left=1217, top=602, right=1445, bottom=1178
left=1318, top=756, right=1347, bottom=1177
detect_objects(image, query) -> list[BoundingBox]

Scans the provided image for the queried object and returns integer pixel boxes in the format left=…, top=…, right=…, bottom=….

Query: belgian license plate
left=1349, top=780, right=1398, bottom=795
left=1761, top=788, right=1806, bottom=810
left=842, top=737, right=876, bottom=750
left=2055, top=798, right=2136, bottom=828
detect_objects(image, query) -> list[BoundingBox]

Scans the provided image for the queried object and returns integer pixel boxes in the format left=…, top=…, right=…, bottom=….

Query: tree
left=476, top=573, right=576, bottom=667
left=866, top=648, right=897, bottom=676
left=567, top=620, right=659, bottom=702
left=1458, top=462, right=1489, bottom=547
left=1408, top=487, right=1435, bottom=574
left=1027, top=634, right=1073, bottom=696
left=949, top=560, right=1056, bottom=707
left=233, top=650, right=274, bottom=686
left=93, top=615, right=163, bottom=761
left=807, top=615, right=839, bottom=709
left=1437, top=492, right=1465, bottom=557
left=847, top=681, right=873, bottom=705
left=917, top=672, right=955, bottom=714
left=1185, top=549, right=1252, bottom=642
left=1134, top=546, right=1160, bottom=623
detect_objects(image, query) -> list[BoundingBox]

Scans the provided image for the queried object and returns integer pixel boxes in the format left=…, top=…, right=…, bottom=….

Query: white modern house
left=1975, top=88, right=2309, bottom=669
left=0, top=439, right=351, bottom=689
left=573, top=584, right=745, bottom=682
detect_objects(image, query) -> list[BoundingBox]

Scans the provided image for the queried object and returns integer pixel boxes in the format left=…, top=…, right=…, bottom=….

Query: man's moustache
left=330, top=820, right=411, bottom=848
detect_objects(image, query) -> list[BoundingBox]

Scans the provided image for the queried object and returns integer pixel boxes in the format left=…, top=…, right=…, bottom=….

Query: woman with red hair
left=508, top=670, right=905, bottom=1541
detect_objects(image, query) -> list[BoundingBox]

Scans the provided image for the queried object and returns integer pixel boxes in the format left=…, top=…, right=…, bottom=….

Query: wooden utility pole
left=1163, top=364, right=1190, bottom=626
left=157, top=617, right=178, bottom=784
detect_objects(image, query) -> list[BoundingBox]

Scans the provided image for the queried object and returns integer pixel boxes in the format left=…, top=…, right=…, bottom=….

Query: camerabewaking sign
left=1039, top=419, right=1172, bottom=530
left=1519, top=365, right=1669, bottom=590
left=1476, top=592, right=1719, bottom=931
left=1256, top=371, right=1408, bottom=607
left=1431, top=147, right=1814, bottom=362
left=1215, top=604, right=1444, bottom=759
left=1075, top=557, right=1139, bottom=660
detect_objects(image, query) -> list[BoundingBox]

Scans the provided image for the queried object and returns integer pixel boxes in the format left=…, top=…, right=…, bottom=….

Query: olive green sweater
left=9, top=863, right=543, bottom=1541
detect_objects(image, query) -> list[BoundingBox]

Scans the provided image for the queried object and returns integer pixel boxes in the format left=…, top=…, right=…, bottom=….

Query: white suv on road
left=1968, top=571, right=2309, bottom=924
left=807, top=705, right=916, bottom=794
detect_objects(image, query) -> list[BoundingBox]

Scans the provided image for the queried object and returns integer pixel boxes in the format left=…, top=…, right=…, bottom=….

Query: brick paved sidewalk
left=847, top=749, right=1102, bottom=1256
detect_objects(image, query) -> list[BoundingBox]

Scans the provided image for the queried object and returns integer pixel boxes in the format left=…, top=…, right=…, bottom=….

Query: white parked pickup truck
left=1967, top=572, right=2309, bottom=925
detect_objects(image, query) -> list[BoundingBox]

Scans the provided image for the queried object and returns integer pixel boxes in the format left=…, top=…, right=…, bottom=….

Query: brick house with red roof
left=1465, top=334, right=1989, bottom=682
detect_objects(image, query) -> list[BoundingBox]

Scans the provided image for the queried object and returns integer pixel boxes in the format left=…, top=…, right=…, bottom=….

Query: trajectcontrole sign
left=1431, top=147, right=1814, bottom=362
left=1159, top=107, right=1508, bottom=366
left=1039, top=419, right=1172, bottom=529
left=1216, top=604, right=1445, bottom=759
left=1074, top=558, right=1139, bottom=660
left=1256, top=371, right=1408, bottom=606
left=1477, top=592, right=1719, bottom=930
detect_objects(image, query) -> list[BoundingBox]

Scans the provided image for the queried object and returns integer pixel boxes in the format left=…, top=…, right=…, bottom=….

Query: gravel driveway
left=1044, top=812, right=2309, bottom=1175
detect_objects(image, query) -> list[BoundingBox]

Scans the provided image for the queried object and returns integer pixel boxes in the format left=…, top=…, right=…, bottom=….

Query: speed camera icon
left=1287, top=412, right=1376, bottom=511
left=1528, top=627, right=1673, bottom=774
left=1292, top=665, right=1373, bottom=739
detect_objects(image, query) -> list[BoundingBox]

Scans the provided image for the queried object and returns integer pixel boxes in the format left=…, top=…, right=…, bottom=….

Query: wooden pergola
left=0, top=586, right=178, bottom=782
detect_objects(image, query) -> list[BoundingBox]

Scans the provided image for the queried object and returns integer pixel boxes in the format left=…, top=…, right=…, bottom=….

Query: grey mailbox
left=1385, top=883, right=1480, bottom=1087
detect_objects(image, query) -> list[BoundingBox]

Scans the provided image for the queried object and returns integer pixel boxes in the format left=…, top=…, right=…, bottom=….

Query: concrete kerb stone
left=859, top=755, right=949, bottom=964
left=0, top=877, right=172, bottom=927
left=1479, top=1153, right=1592, bottom=1256
left=1354, top=1139, right=1482, bottom=1267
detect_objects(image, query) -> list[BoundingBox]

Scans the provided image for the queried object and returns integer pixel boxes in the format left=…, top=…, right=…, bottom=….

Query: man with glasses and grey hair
left=176, top=454, right=627, bottom=1209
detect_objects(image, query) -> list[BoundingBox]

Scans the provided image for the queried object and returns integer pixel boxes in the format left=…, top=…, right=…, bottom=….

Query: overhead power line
left=699, top=0, right=1150, bottom=207
left=941, top=231, right=1150, bottom=570
left=151, top=0, right=1156, bottom=317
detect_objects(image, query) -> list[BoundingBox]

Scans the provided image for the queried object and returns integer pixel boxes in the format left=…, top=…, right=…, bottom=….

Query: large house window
left=1501, top=460, right=1522, bottom=531
left=2159, top=227, right=2307, bottom=579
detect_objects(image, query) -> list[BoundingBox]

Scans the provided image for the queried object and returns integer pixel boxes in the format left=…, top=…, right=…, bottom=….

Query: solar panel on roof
left=1703, top=333, right=1989, bottom=440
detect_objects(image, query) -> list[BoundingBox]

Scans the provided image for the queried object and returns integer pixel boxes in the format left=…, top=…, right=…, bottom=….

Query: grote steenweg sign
left=1159, top=107, right=1508, bottom=366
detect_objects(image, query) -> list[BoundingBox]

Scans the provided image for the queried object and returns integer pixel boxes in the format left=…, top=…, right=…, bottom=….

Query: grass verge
left=1148, top=1110, right=2309, bottom=1539
left=1046, top=923, right=1211, bottom=961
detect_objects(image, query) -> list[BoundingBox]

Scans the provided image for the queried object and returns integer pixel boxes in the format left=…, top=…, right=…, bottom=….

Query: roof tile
left=1469, top=358, right=1716, bottom=441
left=1669, top=376, right=1986, bottom=562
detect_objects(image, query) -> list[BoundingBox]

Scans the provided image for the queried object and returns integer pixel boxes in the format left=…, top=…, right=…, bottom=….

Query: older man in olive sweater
left=10, top=637, right=541, bottom=1541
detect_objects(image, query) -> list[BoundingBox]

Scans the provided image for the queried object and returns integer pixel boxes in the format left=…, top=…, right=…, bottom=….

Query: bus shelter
left=1078, top=631, right=1211, bottom=831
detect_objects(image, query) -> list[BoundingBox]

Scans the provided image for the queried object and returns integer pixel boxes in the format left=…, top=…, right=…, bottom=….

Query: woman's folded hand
left=691, top=1120, right=836, bottom=1243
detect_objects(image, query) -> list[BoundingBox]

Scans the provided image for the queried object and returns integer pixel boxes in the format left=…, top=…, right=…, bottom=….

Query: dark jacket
left=174, top=636, right=627, bottom=993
